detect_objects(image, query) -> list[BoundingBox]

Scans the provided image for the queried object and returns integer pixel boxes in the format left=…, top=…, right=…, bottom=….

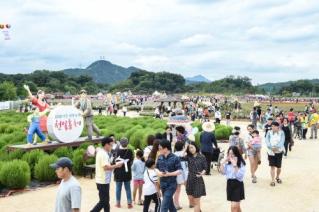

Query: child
left=249, top=130, right=262, bottom=164
left=173, top=141, right=189, bottom=210
left=143, top=159, right=161, bottom=212
left=229, top=127, right=246, bottom=158
left=26, top=108, right=47, bottom=146
left=132, top=150, right=145, bottom=205
left=264, top=118, right=273, bottom=138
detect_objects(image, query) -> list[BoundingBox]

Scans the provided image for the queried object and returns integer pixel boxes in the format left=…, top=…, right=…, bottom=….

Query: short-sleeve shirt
left=31, top=97, right=49, bottom=112
left=31, top=97, right=49, bottom=132
left=143, top=169, right=158, bottom=196
left=95, top=149, right=112, bottom=184
left=55, top=176, right=81, bottom=212
left=156, top=153, right=182, bottom=185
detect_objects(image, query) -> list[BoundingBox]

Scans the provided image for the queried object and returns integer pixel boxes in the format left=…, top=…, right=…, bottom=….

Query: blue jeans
left=160, top=181, right=177, bottom=212
left=27, top=122, right=46, bottom=143
left=116, top=181, right=132, bottom=204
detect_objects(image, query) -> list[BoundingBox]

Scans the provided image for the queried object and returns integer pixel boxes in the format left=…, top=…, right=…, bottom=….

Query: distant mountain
left=62, top=60, right=138, bottom=85
left=257, top=79, right=319, bottom=93
left=185, top=75, right=211, bottom=84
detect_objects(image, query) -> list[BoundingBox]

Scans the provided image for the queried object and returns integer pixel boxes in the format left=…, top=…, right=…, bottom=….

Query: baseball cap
left=50, top=157, right=73, bottom=170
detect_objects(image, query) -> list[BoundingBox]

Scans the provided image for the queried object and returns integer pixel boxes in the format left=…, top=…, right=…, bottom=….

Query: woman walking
left=113, top=138, right=134, bottom=208
left=200, top=122, right=218, bottom=175
left=245, top=124, right=260, bottom=183
left=221, top=146, right=246, bottom=212
left=183, top=142, right=207, bottom=212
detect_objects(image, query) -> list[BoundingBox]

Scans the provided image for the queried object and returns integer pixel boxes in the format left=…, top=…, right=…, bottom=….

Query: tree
left=0, top=81, right=17, bottom=100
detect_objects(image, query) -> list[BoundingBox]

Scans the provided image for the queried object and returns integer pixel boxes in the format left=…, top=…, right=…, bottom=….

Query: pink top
left=250, top=136, right=261, bottom=145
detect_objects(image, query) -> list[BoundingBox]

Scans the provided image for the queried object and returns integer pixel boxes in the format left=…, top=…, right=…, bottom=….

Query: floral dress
left=185, top=154, right=207, bottom=198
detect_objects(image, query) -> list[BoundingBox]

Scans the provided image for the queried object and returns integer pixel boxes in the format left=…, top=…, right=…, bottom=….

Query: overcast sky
left=0, top=0, right=318, bottom=84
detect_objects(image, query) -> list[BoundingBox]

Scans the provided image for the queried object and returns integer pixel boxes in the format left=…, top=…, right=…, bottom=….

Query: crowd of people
left=48, top=100, right=318, bottom=212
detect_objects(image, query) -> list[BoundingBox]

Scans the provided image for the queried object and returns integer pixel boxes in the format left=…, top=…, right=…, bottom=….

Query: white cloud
left=178, top=34, right=214, bottom=47
left=0, top=0, right=319, bottom=83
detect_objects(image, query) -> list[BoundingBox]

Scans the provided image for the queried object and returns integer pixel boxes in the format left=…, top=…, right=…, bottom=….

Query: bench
left=83, top=164, right=95, bottom=179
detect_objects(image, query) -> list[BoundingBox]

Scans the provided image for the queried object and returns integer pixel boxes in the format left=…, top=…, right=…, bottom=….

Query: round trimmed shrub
left=191, top=121, right=203, bottom=132
left=130, top=129, right=145, bottom=149
left=125, top=125, right=143, bottom=140
left=22, top=150, right=45, bottom=177
left=34, top=154, right=58, bottom=182
left=0, top=160, right=31, bottom=189
left=53, top=147, right=73, bottom=159
left=6, top=150, right=25, bottom=161
left=215, top=127, right=230, bottom=140
left=72, top=149, right=85, bottom=175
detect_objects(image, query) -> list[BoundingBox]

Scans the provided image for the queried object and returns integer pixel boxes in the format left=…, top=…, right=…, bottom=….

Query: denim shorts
left=248, top=144, right=261, bottom=157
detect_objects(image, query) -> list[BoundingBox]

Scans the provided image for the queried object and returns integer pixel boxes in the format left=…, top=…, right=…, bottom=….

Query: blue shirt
left=131, top=159, right=145, bottom=180
left=156, top=153, right=182, bottom=185
left=265, top=130, right=285, bottom=154
left=223, top=163, right=246, bottom=182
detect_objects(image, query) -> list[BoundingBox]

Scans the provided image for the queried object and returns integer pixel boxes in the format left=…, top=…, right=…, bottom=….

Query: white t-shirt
left=143, top=169, right=158, bottom=196
left=95, top=149, right=112, bottom=184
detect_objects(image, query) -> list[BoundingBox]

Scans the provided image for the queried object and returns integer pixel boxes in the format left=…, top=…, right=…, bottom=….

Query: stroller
left=293, top=119, right=302, bottom=140
left=211, top=147, right=225, bottom=173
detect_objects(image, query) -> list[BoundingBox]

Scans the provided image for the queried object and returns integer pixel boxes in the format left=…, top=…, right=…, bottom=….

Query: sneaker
left=128, top=204, right=133, bottom=209
left=115, top=203, right=121, bottom=208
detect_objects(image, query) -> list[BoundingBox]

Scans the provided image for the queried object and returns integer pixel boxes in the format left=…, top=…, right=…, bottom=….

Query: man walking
left=50, top=157, right=81, bottom=212
left=265, top=122, right=285, bottom=187
left=91, top=137, right=124, bottom=212
left=309, top=109, right=318, bottom=139
left=156, top=140, right=182, bottom=212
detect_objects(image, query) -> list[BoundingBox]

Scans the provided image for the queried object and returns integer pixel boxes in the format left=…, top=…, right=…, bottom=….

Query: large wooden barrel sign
left=47, top=106, right=84, bottom=143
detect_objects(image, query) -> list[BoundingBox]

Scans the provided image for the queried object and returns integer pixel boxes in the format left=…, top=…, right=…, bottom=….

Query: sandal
left=176, top=206, right=183, bottom=210
left=276, top=178, right=282, bottom=184
left=252, top=176, right=257, bottom=183
left=270, top=182, right=275, bottom=187
left=189, top=205, right=194, bottom=208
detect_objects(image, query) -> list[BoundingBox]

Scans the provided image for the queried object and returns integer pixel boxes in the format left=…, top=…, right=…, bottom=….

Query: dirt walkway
left=1, top=121, right=319, bottom=212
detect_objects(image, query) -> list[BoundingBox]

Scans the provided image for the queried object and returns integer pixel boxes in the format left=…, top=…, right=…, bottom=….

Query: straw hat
left=187, top=134, right=195, bottom=142
left=202, top=122, right=215, bottom=132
